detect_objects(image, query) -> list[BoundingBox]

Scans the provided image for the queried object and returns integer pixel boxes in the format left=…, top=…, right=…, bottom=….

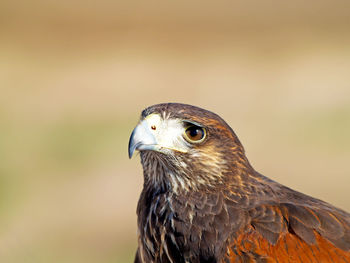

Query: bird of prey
left=128, top=103, right=350, bottom=263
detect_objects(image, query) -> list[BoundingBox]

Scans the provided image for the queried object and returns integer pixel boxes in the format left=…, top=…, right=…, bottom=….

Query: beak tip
left=128, top=128, right=136, bottom=159
left=128, top=142, right=135, bottom=160
left=128, top=149, right=134, bottom=159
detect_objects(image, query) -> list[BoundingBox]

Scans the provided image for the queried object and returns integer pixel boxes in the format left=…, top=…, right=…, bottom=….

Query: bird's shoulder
left=222, top=179, right=350, bottom=262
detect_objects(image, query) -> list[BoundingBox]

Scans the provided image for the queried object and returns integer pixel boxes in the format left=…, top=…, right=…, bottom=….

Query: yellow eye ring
left=184, top=125, right=206, bottom=143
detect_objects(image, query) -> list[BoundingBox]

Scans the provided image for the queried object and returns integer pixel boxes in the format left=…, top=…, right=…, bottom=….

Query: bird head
left=128, top=103, right=250, bottom=191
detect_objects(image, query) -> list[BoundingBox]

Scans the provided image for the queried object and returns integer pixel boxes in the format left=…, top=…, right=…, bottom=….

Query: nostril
left=151, top=125, right=156, bottom=130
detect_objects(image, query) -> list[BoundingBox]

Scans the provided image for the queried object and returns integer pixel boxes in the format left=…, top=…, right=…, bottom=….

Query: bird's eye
left=184, top=125, right=206, bottom=143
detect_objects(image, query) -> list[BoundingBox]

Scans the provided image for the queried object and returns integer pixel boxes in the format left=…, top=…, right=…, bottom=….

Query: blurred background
left=1, top=1, right=350, bottom=262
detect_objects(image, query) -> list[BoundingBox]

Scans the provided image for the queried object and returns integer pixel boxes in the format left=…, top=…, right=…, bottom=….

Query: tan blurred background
left=1, top=1, right=350, bottom=262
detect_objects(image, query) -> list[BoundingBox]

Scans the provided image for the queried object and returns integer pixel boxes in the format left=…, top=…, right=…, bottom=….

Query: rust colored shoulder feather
left=227, top=227, right=350, bottom=262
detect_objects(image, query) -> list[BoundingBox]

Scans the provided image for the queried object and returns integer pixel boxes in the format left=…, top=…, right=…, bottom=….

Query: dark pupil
left=189, top=128, right=198, bottom=137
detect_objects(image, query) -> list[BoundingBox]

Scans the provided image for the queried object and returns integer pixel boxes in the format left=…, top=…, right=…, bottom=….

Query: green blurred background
left=1, top=1, right=350, bottom=262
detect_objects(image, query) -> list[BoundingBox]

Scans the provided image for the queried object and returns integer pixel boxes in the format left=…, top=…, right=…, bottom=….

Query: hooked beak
left=128, top=121, right=157, bottom=158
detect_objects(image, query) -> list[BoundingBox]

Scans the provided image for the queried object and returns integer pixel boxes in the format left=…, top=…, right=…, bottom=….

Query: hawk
left=128, top=103, right=350, bottom=263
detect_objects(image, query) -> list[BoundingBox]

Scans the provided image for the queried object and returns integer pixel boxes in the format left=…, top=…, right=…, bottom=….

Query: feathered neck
left=139, top=147, right=260, bottom=196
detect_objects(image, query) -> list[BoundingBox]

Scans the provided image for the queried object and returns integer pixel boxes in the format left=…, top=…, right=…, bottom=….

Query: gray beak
left=128, top=121, right=157, bottom=158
